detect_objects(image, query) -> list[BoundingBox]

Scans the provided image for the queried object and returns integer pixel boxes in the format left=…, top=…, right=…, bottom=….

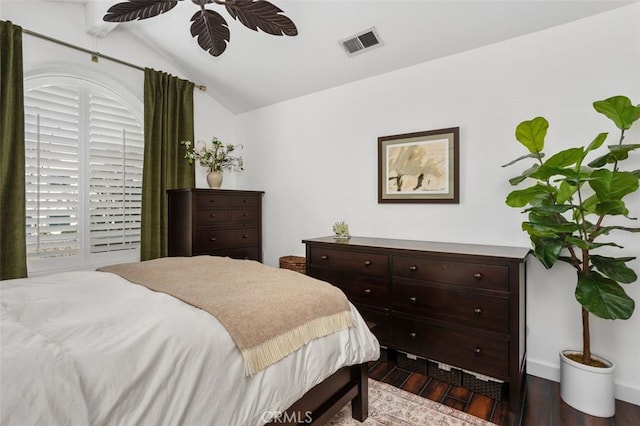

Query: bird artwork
left=103, top=0, right=298, bottom=57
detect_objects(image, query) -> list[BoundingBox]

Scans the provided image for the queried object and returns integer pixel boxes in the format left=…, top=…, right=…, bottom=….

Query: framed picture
left=378, top=127, right=459, bottom=203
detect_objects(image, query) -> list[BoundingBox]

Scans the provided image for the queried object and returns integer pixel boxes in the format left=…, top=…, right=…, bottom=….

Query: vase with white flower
left=181, top=137, right=244, bottom=188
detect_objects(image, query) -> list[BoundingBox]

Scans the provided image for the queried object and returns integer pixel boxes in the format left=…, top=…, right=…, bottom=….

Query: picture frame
left=378, top=127, right=459, bottom=203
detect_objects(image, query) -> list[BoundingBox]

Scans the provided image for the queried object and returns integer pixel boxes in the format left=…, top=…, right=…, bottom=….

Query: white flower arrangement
left=181, top=137, right=243, bottom=173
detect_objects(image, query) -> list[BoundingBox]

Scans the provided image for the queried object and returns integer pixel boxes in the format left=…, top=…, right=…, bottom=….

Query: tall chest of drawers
left=303, top=236, right=529, bottom=413
left=168, top=188, right=264, bottom=261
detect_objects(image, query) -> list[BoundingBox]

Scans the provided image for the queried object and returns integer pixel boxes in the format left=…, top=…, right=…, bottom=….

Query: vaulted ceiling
left=31, top=1, right=640, bottom=113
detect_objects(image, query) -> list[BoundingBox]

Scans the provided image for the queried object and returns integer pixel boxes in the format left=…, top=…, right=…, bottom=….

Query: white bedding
left=0, top=270, right=380, bottom=426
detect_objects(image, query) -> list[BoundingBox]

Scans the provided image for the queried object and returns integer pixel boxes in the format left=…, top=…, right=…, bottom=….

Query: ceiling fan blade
left=190, top=9, right=230, bottom=57
left=226, top=0, right=297, bottom=37
left=103, top=0, right=180, bottom=23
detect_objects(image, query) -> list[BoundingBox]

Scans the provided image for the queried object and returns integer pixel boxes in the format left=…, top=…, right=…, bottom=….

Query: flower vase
left=207, top=171, right=223, bottom=189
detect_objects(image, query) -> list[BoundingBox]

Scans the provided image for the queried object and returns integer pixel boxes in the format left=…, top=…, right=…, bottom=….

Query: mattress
left=0, top=269, right=380, bottom=425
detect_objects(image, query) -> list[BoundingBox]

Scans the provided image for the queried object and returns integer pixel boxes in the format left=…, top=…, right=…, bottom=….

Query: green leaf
left=593, top=96, right=640, bottom=130
left=595, top=200, right=629, bottom=216
left=522, top=221, right=580, bottom=238
left=586, top=132, right=609, bottom=152
left=524, top=204, right=574, bottom=215
left=505, top=184, right=555, bottom=207
left=556, top=180, right=578, bottom=204
left=590, top=225, right=640, bottom=239
left=544, top=147, right=584, bottom=168
left=589, top=170, right=639, bottom=201
left=575, top=271, right=635, bottom=319
left=531, top=236, right=564, bottom=269
left=502, top=153, right=542, bottom=168
left=590, top=255, right=638, bottom=284
left=515, top=117, right=548, bottom=154
left=508, top=164, right=540, bottom=186
left=588, top=144, right=640, bottom=166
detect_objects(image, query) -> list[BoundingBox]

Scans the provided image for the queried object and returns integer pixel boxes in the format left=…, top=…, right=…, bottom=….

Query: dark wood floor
left=368, top=359, right=640, bottom=425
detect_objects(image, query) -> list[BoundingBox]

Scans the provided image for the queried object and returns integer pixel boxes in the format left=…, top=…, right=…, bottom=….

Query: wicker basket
left=427, top=360, right=462, bottom=386
left=462, top=372, right=504, bottom=400
left=279, top=255, right=306, bottom=274
left=397, top=352, right=427, bottom=375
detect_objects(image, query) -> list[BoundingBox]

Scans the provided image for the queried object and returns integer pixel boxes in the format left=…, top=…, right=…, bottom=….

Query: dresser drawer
left=231, top=194, right=259, bottom=207
left=196, top=208, right=232, bottom=224
left=195, top=192, right=230, bottom=208
left=194, top=228, right=259, bottom=251
left=393, top=256, right=509, bottom=292
left=393, top=281, right=509, bottom=333
left=310, top=267, right=389, bottom=306
left=207, top=246, right=261, bottom=261
left=309, top=247, right=389, bottom=277
left=354, top=304, right=391, bottom=346
left=230, top=209, right=260, bottom=222
left=392, top=314, right=509, bottom=379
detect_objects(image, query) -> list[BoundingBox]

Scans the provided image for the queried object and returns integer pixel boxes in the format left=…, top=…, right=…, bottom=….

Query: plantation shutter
left=88, top=89, right=143, bottom=253
left=24, top=83, right=80, bottom=258
left=24, top=77, right=143, bottom=266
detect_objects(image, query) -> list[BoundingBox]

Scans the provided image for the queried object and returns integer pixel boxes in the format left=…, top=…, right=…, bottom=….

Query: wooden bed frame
left=267, top=363, right=369, bottom=425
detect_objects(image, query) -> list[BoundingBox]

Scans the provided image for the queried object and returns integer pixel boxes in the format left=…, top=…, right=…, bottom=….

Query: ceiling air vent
left=340, top=27, right=383, bottom=56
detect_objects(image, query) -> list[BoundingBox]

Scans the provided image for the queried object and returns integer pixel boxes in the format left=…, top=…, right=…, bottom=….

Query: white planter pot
left=559, top=350, right=615, bottom=417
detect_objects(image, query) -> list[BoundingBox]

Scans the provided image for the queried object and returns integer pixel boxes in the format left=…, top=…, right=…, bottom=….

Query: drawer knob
left=210, top=213, right=216, bottom=218
left=243, top=223, right=249, bottom=227
left=474, top=307, right=483, bottom=315
left=242, top=199, right=248, bottom=203
left=409, top=265, right=418, bottom=272
left=321, top=255, right=329, bottom=260
left=364, top=260, right=372, bottom=266
left=409, top=332, right=417, bottom=339
left=242, top=234, right=249, bottom=239
left=209, top=199, right=216, bottom=203
left=211, top=224, right=216, bottom=228
left=474, top=272, right=484, bottom=280
left=210, top=238, right=217, bottom=242
left=474, top=347, right=483, bottom=357
left=364, top=288, right=372, bottom=295
left=409, top=296, right=417, bottom=304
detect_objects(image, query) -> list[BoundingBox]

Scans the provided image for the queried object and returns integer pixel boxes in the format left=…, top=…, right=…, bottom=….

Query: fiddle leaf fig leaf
left=595, top=200, right=629, bottom=216
left=556, top=180, right=578, bottom=204
left=530, top=236, right=564, bottom=269
left=505, top=184, right=554, bottom=207
left=593, top=96, right=640, bottom=130
left=576, top=271, right=635, bottom=320
left=507, top=164, right=540, bottom=185
left=544, top=147, right=584, bottom=168
left=586, top=132, right=609, bottom=153
left=589, top=170, right=639, bottom=201
left=590, top=255, right=638, bottom=284
left=515, top=117, right=548, bottom=154
left=502, top=153, right=541, bottom=168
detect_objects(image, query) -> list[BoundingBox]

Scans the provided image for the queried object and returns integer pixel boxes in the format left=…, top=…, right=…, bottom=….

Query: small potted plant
left=502, top=95, right=639, bottom=417
left=332, top=221, right=350, bottom=239
left=181, top=137, right=243, bottom=188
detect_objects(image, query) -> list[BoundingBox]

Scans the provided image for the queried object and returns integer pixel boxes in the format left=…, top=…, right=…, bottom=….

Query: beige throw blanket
left=98, top=256, right=353, bottom=375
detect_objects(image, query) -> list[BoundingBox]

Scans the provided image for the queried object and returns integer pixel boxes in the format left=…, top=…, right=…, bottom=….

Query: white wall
left=237, top=4, right=640, bottom=404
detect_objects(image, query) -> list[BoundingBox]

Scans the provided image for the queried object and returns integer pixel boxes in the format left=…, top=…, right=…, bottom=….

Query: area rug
left=327, top=379, right=495, bottom=426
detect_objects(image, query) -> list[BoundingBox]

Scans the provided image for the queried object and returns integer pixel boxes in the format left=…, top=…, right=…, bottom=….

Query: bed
left=0, top=256, right=380, bottom=425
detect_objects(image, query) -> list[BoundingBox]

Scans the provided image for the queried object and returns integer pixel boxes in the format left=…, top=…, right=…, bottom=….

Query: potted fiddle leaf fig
left=502, top=95, right=640, bottom=417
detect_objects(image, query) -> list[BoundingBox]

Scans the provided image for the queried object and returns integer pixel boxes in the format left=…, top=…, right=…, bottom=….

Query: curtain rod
left=21, top=28, right=207, bottom=92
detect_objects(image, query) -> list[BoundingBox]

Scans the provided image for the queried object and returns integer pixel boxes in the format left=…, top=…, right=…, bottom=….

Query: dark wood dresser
left=303, top=236, right=529, bottom=413
left=167, top=188, right=264, bottom=261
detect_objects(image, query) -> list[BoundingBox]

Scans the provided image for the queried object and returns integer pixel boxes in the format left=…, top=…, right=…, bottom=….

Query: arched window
left=24, top=76, right=143, bottom=273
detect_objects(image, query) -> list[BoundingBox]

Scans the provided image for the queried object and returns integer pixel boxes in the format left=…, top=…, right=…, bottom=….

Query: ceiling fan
left=103, top=0, right=298, bottom=57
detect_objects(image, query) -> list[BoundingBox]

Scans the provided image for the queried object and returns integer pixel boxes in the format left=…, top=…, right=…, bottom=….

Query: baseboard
left=527, top=357, right=640, bottom=406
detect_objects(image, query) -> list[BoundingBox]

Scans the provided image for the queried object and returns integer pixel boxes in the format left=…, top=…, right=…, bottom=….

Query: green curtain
left=141, top=68, right=195, bottom=261
left=0, top=21, right=27, bottom=280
